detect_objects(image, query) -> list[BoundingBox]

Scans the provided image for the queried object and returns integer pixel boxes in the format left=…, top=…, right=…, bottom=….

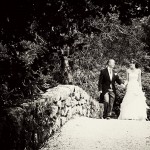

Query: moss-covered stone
left=0, top=85, right=101, bottom=150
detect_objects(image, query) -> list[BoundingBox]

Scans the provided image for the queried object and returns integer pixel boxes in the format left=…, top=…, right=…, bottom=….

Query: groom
left=98, top=59, right=124, bottom=119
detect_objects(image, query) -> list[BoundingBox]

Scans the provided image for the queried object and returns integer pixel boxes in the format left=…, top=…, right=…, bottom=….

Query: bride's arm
left=124, top=69, right=129, bottom=87
left=138, top=69, right=142, bottom=88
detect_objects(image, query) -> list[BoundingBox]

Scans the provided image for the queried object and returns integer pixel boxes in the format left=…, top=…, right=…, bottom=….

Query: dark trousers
left=103, top=90, right=115, bottom=118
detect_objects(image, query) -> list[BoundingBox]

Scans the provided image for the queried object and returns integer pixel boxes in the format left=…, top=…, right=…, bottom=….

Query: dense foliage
left=0, top=0, right=150, bottom=108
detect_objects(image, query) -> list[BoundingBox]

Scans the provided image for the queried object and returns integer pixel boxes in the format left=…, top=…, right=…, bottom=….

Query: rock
left=82, top=108, right=87, bottom=116
left=71, top=100, right=77, bottom=107
left=72, top=106, right=77, bottom=115
left=57, top=85, right=75, bottom=93
left=41, top=93, right=53, bottom=102
left=61, top=106, right=68, bottom=117
left=76, top=105, right=83, bottom=115
left=45, top=89, right=62, bottom=102
left=56, top=100, right=62, bottom=108
left=66, top=107, right=72, bottom=120
left=60, top=117, right=67, bottom=126
left=65, top=97, right=72, bottom=106
left=61, top=100, right=66, bottom=108
left=80, top=91, right=90, bottom=100
left=78, top=99, right=86, bottom=105
left=86, top=109, right=90, bottom=117
left=50, top=106, right=58, bottom=118
left=53, top=117, right=61, bottom=131
left=74, top=92, right=81, bottom=100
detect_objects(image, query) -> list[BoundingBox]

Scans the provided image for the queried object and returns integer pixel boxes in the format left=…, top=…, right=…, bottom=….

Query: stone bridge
left=0, top=85, right=103, bottom=150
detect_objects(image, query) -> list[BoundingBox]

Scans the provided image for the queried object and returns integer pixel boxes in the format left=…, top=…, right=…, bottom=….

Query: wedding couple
left=98, top=59, right=148, bottom=120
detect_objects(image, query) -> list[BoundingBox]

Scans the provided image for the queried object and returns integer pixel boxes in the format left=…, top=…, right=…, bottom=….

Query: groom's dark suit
left=98, top=68, right=123, bottom=118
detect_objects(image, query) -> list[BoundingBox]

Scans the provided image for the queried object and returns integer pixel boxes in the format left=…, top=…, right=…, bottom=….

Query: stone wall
left=0, top=85, right=103, bottom=150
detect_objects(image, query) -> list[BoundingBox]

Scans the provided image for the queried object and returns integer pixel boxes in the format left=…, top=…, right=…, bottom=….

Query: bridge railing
left=0, top=85, right=103, bottom=150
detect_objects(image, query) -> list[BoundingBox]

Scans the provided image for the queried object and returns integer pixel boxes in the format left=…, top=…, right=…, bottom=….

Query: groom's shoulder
left=100, top=67, right=107, bottom=72
left=99, top=68, right=107, bottom=75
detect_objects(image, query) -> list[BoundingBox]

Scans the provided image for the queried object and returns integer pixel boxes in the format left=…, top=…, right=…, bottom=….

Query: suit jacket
left=98, top=68, right=122, bottom=102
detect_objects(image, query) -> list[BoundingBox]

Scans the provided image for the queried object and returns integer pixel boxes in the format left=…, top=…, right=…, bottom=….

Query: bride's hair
left=129, top=59, right=140, bottom=68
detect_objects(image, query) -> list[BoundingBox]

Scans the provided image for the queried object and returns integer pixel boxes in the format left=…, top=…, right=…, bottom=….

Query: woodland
left=0, top=0, right=150, bottom=109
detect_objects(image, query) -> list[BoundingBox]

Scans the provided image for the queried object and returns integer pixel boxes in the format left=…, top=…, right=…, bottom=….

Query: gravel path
left=41, top=116, right=150, bottom=150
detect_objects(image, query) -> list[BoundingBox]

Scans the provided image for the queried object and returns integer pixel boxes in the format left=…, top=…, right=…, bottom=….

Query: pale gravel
left=41, top=116, right=150, bottom=150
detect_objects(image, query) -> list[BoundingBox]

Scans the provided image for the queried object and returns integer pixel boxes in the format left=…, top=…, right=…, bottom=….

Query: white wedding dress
left=118, top=69, right=148, bottom=120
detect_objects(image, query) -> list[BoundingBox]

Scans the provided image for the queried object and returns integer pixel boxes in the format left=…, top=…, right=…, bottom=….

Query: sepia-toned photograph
left=0, top=0, right=150, bottom=150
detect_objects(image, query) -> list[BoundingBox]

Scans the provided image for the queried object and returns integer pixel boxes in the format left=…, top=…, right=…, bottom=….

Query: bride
left=118, top=59, right=148, bottom=120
